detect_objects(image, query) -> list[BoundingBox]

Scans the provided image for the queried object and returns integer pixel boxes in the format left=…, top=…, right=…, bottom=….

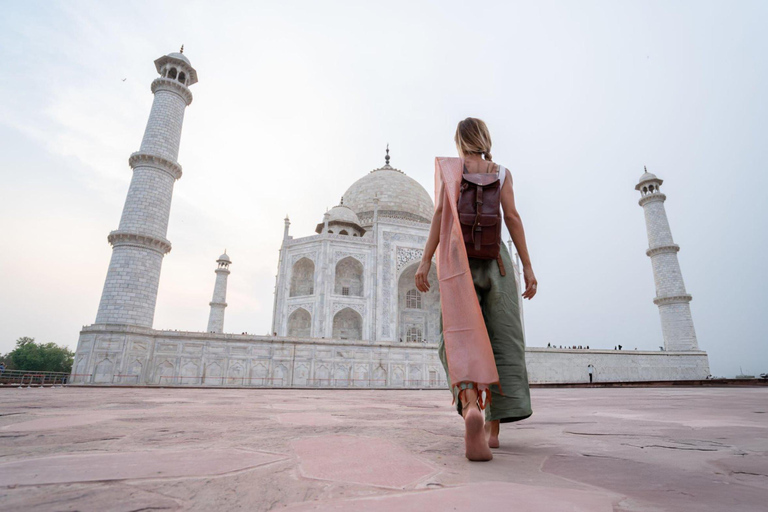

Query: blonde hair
left=454, top=117, right=493, bottom=161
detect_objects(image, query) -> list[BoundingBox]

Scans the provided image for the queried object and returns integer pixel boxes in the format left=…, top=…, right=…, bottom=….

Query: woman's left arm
left=500, top=168, right=538, bottom=299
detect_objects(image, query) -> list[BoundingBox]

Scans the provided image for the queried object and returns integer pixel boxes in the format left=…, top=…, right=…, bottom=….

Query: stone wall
left=525, top=348, right=710, bottom=383
left=71, top=325, right=710, bottom=386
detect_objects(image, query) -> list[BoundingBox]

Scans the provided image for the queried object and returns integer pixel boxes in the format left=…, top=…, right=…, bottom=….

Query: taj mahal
left=70, top=50, right=710, bottom=387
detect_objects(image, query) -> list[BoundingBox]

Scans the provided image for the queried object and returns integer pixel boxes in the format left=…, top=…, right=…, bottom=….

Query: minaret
left=283, top=215, right=291, bottom=240
left=636, top=167, right=699, bottom=351
left=94, top=48, right=197, bottom=327
left=207, top=252, right=231, bottom=333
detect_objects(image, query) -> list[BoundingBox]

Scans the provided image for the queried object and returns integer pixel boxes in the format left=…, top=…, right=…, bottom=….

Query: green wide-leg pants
left=437, top=243, right=533, bottom=423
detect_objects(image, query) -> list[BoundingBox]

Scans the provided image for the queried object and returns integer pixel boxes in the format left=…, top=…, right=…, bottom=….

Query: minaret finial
left=180, top=44, right=184, bottom=54
left=385, top=144, right=390, bottom=166
left=340, top=196, right=344, bottom=206
left=644, top=165, right=647, bottom=173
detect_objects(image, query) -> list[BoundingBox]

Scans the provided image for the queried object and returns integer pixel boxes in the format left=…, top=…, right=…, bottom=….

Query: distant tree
left=3, top=337, right=74, bottom=373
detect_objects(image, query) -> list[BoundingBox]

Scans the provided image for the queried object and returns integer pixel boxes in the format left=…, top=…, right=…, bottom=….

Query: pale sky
left=0, top=0, right=765, bottom=378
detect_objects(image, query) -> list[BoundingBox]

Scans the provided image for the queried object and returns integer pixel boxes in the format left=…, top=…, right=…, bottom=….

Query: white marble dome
left=166, top=52, right=190, bottom=65
left=342, top=163, right=434, bottom=224
left=315, top=204, right=365, bottom=235
left=327, top=204, right=361, bottom=225
left=635, top=167, right=663, bottom=191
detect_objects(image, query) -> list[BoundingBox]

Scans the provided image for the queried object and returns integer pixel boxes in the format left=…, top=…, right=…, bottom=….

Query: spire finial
left=644, top=165, right=647, bottom=173
left=180, top=44, right=184, bottom=54
left=385, top=144, right=390, bottom=166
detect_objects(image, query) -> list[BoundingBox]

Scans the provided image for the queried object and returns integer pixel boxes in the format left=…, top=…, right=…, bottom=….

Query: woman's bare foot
left=485, top=419, right=500, bottom=448
left=461, top=389, right=492, bottom=461
left=464, top=407, right=492, bottom=461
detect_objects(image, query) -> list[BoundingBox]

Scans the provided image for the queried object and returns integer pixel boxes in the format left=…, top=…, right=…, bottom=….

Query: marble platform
left=0, top=387, right=765, bottom=511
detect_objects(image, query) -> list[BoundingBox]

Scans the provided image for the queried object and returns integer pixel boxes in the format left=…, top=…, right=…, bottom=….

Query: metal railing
left=0, top=369, right=70, bottom=388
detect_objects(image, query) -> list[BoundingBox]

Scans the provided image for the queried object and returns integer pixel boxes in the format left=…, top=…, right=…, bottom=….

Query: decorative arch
left=124, top=359, right=143, bottom=384
left=392, top=366, right=405, bottom=386
left=373, top=365, right=387, bottom=387
left=333, top=364, right=349, bottom=387
left=397, top=262, right=439, bottom=343
left=353, top=364, right=369, bottom=387
left=178, top=71, right=186, bottom=83
left=181, top=361, right=200, bottom=385
left=250, top=362, right=268, bottom=385
left=294, top=363, right=309, bottom=386
left=334, top=256, right=364, bottom=296
left=332, top=307, right=363, bottom=340
left=290, top=257, right=315, bottom=297
left=409, top=365, right=422, bottom=387
left=156, top=360, right=175, bottom=384
left=168, top=67, right=177, bottom=79
left=287, top=308, right=312, bottom=337
left=204, top=361, right=222, bottom=385
left=315, top=364, right=330, bottom=387
left=227, top=362, right=245, bottom=385
left=93, top=358, right=113, bottom=383
left=428, top=367, right=440, bottom=387
left=273, top=364, right=288, bottom=386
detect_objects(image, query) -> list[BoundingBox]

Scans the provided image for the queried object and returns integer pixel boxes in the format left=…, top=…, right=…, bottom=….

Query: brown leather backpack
left=458, top=161, right=506, bottom=276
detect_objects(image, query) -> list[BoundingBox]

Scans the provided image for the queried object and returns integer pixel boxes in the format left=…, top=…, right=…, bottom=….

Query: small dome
left=635, top=166, right=663, bottom=191
left=217, top=252, right=231, bottom=263
left=327, top=204, right=361, bottom=225
left=166, top=52, right=190, bottom=65
left=315, top=204, right=365, bottom=235
left=154, top=51, right=198, bottom=85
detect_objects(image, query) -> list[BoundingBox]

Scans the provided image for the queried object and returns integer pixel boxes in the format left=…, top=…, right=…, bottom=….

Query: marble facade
left=71, top=325, right=710, bottom=386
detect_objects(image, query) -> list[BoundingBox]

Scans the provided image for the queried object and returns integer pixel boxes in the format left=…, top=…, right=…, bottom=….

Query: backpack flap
left=462, top=173, right=499, bottom=187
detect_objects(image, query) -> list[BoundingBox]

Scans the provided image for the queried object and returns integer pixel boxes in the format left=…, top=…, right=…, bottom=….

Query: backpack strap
left=496, top=253, right=506, bottom=276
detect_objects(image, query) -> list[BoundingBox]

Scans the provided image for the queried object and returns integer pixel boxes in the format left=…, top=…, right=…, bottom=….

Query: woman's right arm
left=415, top=180, right=444, bottom=292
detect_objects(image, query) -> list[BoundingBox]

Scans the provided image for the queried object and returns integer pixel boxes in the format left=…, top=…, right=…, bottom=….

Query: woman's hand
left=415, top=259, right=432, bottom=293
left=522, top=266, right=538, bottom=299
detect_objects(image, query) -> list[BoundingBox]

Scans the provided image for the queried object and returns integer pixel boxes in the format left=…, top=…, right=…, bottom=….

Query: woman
left=415, top=117, right=537, bottom=461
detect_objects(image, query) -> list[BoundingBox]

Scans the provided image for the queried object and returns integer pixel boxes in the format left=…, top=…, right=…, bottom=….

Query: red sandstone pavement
left=0, top=387, right=766, bottom=511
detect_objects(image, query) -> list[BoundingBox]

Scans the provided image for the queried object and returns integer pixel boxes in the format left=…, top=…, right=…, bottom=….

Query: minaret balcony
left=151, top=77, right=193, bottom=106
left=107, top=230, right=172, bottom=255
left=638, top=192, right=667, bottom=207
left=646, top=244, right=680, bottom=257
left=653, top=294, right=693, bottom=306
left=129, top=151, right=183, bottom=180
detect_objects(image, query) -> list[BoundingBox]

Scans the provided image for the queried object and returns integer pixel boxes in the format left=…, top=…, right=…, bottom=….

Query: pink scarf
left=435, top=157, right=500, bottom=407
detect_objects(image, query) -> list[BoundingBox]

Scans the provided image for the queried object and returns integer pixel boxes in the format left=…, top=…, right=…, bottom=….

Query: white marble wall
left=71, top=325, right=710, bottom=386
left=72, top=325, right=448, bottom=388
left=525, top=348, right=710, bottom=383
